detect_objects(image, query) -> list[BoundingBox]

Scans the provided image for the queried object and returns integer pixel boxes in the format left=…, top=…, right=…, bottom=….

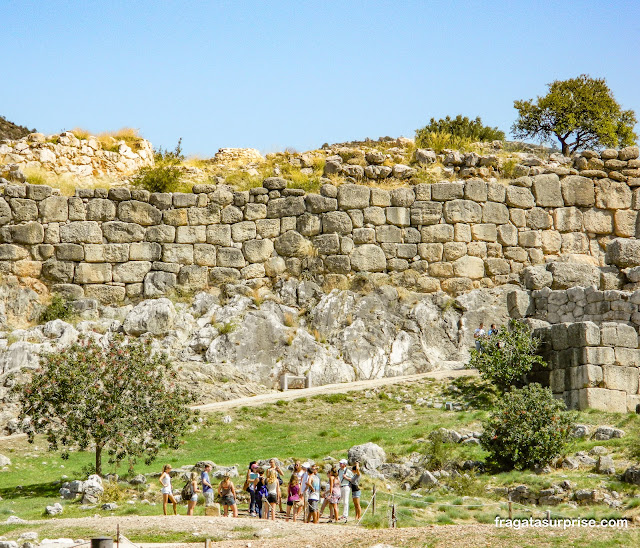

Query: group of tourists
left=473, top=322, right=499, bottom=351
left=158, top=459, right=362, bottom=524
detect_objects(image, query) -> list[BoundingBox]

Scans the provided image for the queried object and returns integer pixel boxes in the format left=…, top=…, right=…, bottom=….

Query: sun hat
left=339, top=459, right=348, bottom=464
left=302, top=462, right=311, bottom=468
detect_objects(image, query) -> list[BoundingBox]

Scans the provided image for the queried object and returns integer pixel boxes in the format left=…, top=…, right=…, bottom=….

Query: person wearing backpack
left=185, top=472, right=200, bottom=516
left=254, top=468, right=267, bottom=519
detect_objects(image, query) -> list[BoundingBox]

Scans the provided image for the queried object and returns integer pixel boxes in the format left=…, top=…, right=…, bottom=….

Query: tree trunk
left=560, top=140, right=570, bottom=156
left=95, top=443, right=103, bottom=476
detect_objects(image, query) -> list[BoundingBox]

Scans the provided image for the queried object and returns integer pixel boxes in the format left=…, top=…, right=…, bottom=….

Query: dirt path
left=18, top=514, right=638, bottom=548
left=192, top=368, right=477, bottom=413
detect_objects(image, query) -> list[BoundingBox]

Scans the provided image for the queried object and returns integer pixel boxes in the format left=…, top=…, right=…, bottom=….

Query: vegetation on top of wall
left=416, top=115, right=505, bottom=150
left=133, top=138, right=187, bottom=193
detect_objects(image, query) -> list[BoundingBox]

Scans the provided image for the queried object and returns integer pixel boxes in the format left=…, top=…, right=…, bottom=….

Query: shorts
left=161, top=487, right=172, bottom=495
left=222, top=495, right=235, bottom=506
left=267, top=494, right=278, bottom=504
left=190, top=494, right=198, bottom=502
left=308, top=499, right=319, bottom=512
left=352, top=489, right=361, bottom=499
left=286, top=499, right=300, bottom=506
left=204, top=491, right=214, bottom=506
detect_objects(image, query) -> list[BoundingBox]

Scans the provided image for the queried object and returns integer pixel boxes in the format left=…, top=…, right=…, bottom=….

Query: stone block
left=10, top=198, right=38, bottom=221
left=325, top=254, right=351, bottom=274
left=163, top=209, right=189, bottom=226
left=553, top=207, right=583, bottom=232
left=85, top=199, right=116, bottom=221
left=353, top=227, right=376, bottom=244
left=108, top=188, right=131, bottom=201
left=84, top=284, right=126, bottom=303
left=242, top=239, right=274, bottom=262
left=442, top=241, right=466, bottom=261
left=83, top=243, right=127, bottom=263
left=614, top=347, right=640, bottom=367
left=187, top=205, right=221, bottom=225
left=418, top=243, right=443, bottom=262
left=205, top=225, right=232, bottom=246
left=518, top=230, right=541, bottom=247
left=219, top=205, right=243, bottom=224
left=113, top=261, right=152, bottom=283
left=386, top=207, right=410, bottom=226
left=431, top=182, right=464, bottom=201
left=369, top=188, right=391, bottom=207
left=567, top=322, right=600, bottom=347
left=350, top=244, right=386, bottom=272
left=569, top=365, right=603, bottom=390
left=145, top=225, right=176, bottom=243
left=607, top=238, right=640, bottom=268
left=583, top=209, right=613, bottom=234
left=58, top=221, right=100, bottom=244
left=414, top=183, right=431, bottom=201
left=117, top=200, right=161, bottom=225
left=482, top=201, right=509, bottom=224
left=464, top=179, right=487, bottom=202
left=322, top=211, right=353, bottom=234
left=486, top=182, right=506, bottom=202
left=144, top=271, right=177, bottom=296
left=267, top=196, right=306, bottom=218
left=176, top=225, right=207, bottom=244
left=376, top=225, right=403, bottom=243
left=313, top=234, right=340, bottom=255
left=603, top=365, right=639, bottom=393
left=162, top=244, right=194, bottom=264
left=230, top=221, right=256, bottom=242
left=274, top=230, right=309, bottom=257
left=129, top=242, right=162, bottom=261
left=452, top=255, right=484, bottom=279
left=548, top=262, right=599, bottom=289
left=443, top=199, right=482, bottom=223
left=390, top=188, right=415, bottom=207
left=505, top=186, right=535, bottom=209
left=305, top=194, right=337, bottom=214
left=532, top=174, right=563, bottom=207
left=421, top=224, right=453, bottom=243
left=471, top=223, right=497, bottom=242
left=214, top=247, right=244, bottom=268
left=102, top=221, right=144, bottom=243
left=173, top=193, right=197, bottom=208
left=74, top=263, right=112, bottom=284
left=526, top=208, right=552, bottom=230
left=613, top=210, right=637, bottom=237
left=506, top=289, right=532, bottom=318
left=39, top=196, right=69, bottom=223
left=410, top=201, right=442, bottom=225
left=149, top=193, right=172, bottom=210
left=551, top=323, right=569, bottom=350
left=494, top=224, right=516, bottom=247
left=337, top=184, right=370, bottom=209
left=523, top=265, right=552, bottom=289
left=578, top=346, right=615, bottom=365
left=578, top=388, right=627, bottom=412
left=254, top=219, right=279, bottom=238
left=55, top=243, right=84, bottom=262
left=600, top=322, right=638, bottom=348
left=177, top=265, right=208, bottom=289
left=595, top=179, right=632, bottom=209
left=561, top=175, right=595, bottom=207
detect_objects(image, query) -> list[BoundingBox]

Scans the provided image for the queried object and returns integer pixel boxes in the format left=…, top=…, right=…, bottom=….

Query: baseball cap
left=339, top=459, right=348, bottom=464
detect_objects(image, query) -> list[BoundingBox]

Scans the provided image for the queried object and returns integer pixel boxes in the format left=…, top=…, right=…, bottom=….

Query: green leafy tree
left=481, top=383, right=575, bottom=470
left=512, top=75, right=637, bottom=156
left=469, top=319, right=545, bottom=392
left=15, top=335, right=196, bottom=475
left=416, top=115, right=505, bottom=148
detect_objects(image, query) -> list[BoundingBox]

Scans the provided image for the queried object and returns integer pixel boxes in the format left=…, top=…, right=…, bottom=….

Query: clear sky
left=2, top=0, right=639, bottom=156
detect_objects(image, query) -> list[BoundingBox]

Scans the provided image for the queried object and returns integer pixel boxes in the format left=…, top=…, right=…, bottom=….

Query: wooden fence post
left=372, top=485, right=376, bottom=515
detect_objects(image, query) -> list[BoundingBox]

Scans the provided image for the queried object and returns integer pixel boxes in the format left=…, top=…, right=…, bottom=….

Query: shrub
left=132, top=138, right=184, bottom=193
left=416, top=115, right=505, bottom=149
left=424, top=429, right=449, bottom=470
left=468, top=319, right=546, bottom=392
left=40, top=295, right=74, bottom=323
left=415, top=131, right=474, bottom=153
left=481, top=383, right=574, bottom=470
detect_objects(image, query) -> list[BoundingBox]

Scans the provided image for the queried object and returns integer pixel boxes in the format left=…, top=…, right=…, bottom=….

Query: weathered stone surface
left=337, top=184, right=370, bottom=209
left=443, top=200, right=482, bottom=223
left=452, top=256, right=484, bottom=279
left=532, top=174, right=563, bottom=207
left=123, top=298, right=175, bottom=335
left=162, top=244, right=194, bottom=264
left=506, top=186, right=535, bottom=209
left=595, top=180, right=632, bottom=209
left=548, top=262, right=600, bottom=289
left=84, top=284, right=126, bottom=303
left=39, top=196, right=69, bottom=222
left=554, top=208, right=583, bottom=232
left=561, top=176, right=595, bottom=207
left=102, top=221, right=145, bottom=243
left=410, top=202, right=442, bottom=225
left=144, top=271, right=177, bottom=296
left=117, top=200, right=162, bottom=225
left=113, top=261, right=152, bottom=283
left=86, top=199, right=116, bottom=221
left=322, top=211, right=353, bottom=234
left=274, top=231, right=310, bottom=257
left=607, top=238, right=640, bottom=268
left=242, top=239, right=274, bottom=263
left=75, top=262, right=112, bottom=284
left=305, top=194, right=337, bottom=214
left=267, top=197, right=306, bottom=218
left=523, top=265, right=552, bottom=289
left=350, top=244, right=386, bottom=272
left=431, top=182, right=464, bottom=201
left=583, top=209, right=613, bottom=234
left=10, top=222, right=45, bottom=244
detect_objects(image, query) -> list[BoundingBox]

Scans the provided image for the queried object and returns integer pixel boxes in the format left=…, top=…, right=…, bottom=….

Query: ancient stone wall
left=0, top=146, right=639, bottom=304
left=0, top=132, right=154, bottom=178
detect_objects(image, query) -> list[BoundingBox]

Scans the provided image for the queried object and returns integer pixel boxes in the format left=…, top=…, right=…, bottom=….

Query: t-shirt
left=300, top=472, right=309, bottom=494
left=350, top=472, right=361, bottom=491
left=201, top=471, right=212, bottom=493
left=338, top=468, right=353, bottom=487
left=308, top=475, right=320, bottom=501
left=474, top=328, right=485, bottom=339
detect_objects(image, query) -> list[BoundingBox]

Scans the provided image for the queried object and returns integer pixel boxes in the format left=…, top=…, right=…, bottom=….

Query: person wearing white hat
left=337, top=459, right=353, bottom=521
left=300, top=462, right=311, bottom=522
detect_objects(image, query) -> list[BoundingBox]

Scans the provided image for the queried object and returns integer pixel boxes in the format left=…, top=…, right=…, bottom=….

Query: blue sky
left=2, top=0, right=639, bottom=155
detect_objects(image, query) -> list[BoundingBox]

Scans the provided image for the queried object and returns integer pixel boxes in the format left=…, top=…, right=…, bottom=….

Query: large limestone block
left=55, top=243, right=84, bottom=261
left=10, top=222, right=45, bottom=244
left=186, top=204, right=221, bottom=225
left=337, top=184, right=370, bottom=209
left=370, top=188, right=391, bottom=207
left=162, top=243, right=194, bottom=264
left=130, top=242, right=162, bottom=261
left=523, top=265, right=552, bottom=289
left=86, top=199, right=116, bottom=221
left=578, top=388, right=627, bottom=412
left=431, top=182, right=464, bottom=201
left=418, top=243, right=443, bottom=262
left=603, top=365, right=639, bottom=393
left=484, top=257, right=510, bottom=275
left=242, top=239, right=274, bottom=263
left=313, top=234, right=340, bottom=255
left=193, top=243, right=217, bottom=266
left=386, top=207, right=410, bottom=227
left=526, top=208, right=552, bottom=230
left=0, top=198, right=12, bottom=225
left=144, top=271, right=177, bottom=296
left=39, top=196, right=69, bottom=222
left=607, top=238, right=640, bottom=268
left=506, top=186, right=535, bottom=209
left=561, top=232, right=589, bottom=254
left=206, top=225, right=232, bottom=246
left=583, top=209, right=613, bottom=234
left=123, top=298, right=175, bottom=335
left=0, top=243, right=29, bottom=261
left=410, top=201, right=442, bottom=225
left=75, top=262, right=112, bottom=284
left=548, top=262, right=600, bottom=289
left=471, top=223, right=497, bottom=242
left=59, top=221, right=102, bottom=243
left=482, top=202, right=509, bottom=224
left=578, top=346, right=615, bottom=366
left=376, top=225, right=403, bottom=243
left=390, top=188, right=415, bottom=207
left=452, top=255, right=484, bottom=279
left=163, top=209, right=189, bottom=226
left=497, top=224, right=518, bottom=246
left=595, top=180, right=632, bottom=209
left=619, top=145, right=640, bottom=161
left=305, top=194, right=338, bottom=214
left=561, top=176, right=595, bottom=207
left=350, top=244, right=386, bottom=272
left=10, top=198, right=38, bottom=221
left=443, top=199, right=481, bottom=223
left=176, top=225, right=207, bottom=244
left=297, top=213, right=321, bottom=236
left=85, top=243, right=129, bottom=263
left=554, top=207, right=583, bottom=232
left=274, top=230, right=310, bottom=257
left=322, top=211, right=353, bottom=234
left=614, top=210, right=637, bottom=237
left=600, top=322, right=638, bottom=348
left=178, top=265, right=209, bottom=289
left=532, top=174, right=563, bottom=207
left=464, top=179, right=487, bottom=202
left=569, top=365, right=603, bottom=390
left=117, top=200, right=162, bottom=225
left=506, top=289, right=532, bottom=318
left=113, top=261, right=152, bottom=283
left=421, top=224, right=454, bottom=242
left=216, top=247, right=245, bottom=268
left=84, top=284, right=126, bottom=304
left=243, top=203, right=267, bottom=221
left=42, top=259, right=75, bottom=282
left=567, top=322, right=600, bottom=347
left=102, top=221, right=145, bottom=243
left=267, top=196, right=306, bottom=218
left=614, top=347, right=640, bottom=367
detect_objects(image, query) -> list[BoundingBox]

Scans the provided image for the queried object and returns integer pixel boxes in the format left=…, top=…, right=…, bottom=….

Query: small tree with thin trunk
left=512, top=74, right=637, bottom=156
left=14, top=335, right=196, bottom=476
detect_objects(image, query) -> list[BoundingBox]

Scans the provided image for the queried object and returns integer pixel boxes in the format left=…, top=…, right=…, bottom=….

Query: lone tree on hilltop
left=14, top=335, right=196, bottom=476
left=512, top=74, right=637, bottom=156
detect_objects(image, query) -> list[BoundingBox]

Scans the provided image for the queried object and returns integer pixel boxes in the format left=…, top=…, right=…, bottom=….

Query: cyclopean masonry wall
left=0, top=146, right=639, bottom=304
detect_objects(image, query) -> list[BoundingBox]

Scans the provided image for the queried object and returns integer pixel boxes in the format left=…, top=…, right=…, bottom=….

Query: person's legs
left=353, top=497, right=361, bottom=520
left=187, top=500, right=194, bottom=516
left=331, top=503, right=339, bottom=522
left=340, top=485, right=350, bottom=519
left=270, top=502, right=276, bottom=520
left=232, top=503, right=238, bottom=518
left=313, top=510, right=319, bottom=524
left=168, top=494, right=177, bottom=515
left=262, top=499, right=268, bottom=519
left=286, top=503, right=291, bottom=522
left=162, top=494, right=168, bottom=515
left=320, top=497, right=329, bottom=518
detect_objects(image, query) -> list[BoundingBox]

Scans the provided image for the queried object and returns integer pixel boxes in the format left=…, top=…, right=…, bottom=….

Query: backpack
left=181, top=481, right=193, bottom=500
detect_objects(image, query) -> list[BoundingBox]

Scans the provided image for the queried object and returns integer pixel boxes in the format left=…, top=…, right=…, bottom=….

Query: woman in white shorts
left=159, top=464, right=178, bottom=515
left=187, top=471, right=200, bottom=516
